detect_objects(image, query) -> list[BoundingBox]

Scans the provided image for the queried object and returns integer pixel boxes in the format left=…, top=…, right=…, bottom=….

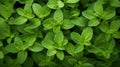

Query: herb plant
left=0, top=0, right=120, bottom=67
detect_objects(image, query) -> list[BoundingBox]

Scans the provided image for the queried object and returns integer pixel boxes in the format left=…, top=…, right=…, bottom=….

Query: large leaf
left=47, top=49, right=57, bottom=56
left=71, top=32, right=81, bottom=44
left=17, top=51, right=28, bottom=64
left=0, top=17, right=10, bottom=39
left=54, top=31, right=64, bottom=45
left=81, top=27, right=93, bottom=42
left=56, top=51, right=64, bottom=60
left=54, top=9, right=63, bottom=22
left=32, top=3, right=51, bottom=18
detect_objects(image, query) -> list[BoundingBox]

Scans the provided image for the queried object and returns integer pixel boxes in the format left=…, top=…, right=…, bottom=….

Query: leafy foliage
left=0, top=0, right=120, bottom=67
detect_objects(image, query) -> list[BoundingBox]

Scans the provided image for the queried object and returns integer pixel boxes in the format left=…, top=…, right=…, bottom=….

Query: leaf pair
left=71, top=27, right=93, bottom=53
left=42, top=31, right=67, bottom=60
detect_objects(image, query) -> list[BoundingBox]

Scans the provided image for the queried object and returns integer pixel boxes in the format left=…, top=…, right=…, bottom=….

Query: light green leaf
left=43, top=18, right=57, bottom=30
left=74, top=44, right=84, bottom=53
left=47, top=49, right=57, bottom=56
left=5, top=44, right=19, bottom=53
left=29, top=42, right=44, bottom=52
left=25, top=18, right=41, bottom=30
left=0, top=51, right=4, bottom=59
left=65, top=43, right=75, bottom=55
left=71, top=32, right=81, bottom=44
left=109, top=20, right=120, bottom=33
left=54, top=9, right=63, bottom=22
left=65, top=0, right=79, bottom=3
left=81, top=27, right=93, bottom=42
left=71, top=16, right=88, bottom=27
left=88, top=18, right=100, bottom=26
left=110, top=0, right=120, bottom=7
left=0, top=17, right=10, bottom=39
left=17, top=51, right=28, bottom=64
left=56, top=51, right=64, bottom=60
left=0, top=4, right=13, bottom=20
left=10, top=16, right=28, bottom=25
left=42, top=39, right=54, bottom=49
left=53, top=25, right=61, bottom=33
left=101, top=9, right=115, bottom=20
left=62, top=19, right=74, bottom=29
left=32, top=3, right=51, bottom=18
left=94, top=1, right=103, bottom=16
left=82, top=10, right=96, bottom=20
left=112, top=31, right=120, bottom=39
left=54, top=31, right=64, bottom=44
left=47, top=0, right=64, bottom=9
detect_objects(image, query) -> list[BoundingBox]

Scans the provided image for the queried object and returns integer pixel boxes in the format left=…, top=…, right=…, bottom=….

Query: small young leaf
left=54, top=9, right=63, bottom=22
left=56, top=51, right=64, bottom=60
left=17, top=51, right=28, bottom=64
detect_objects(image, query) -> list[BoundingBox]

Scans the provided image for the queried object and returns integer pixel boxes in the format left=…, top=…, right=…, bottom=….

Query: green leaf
left=0, top=17, right=10, bottom=39
left=47, top=0, right=64, bottom=9
left=81, top=27, right=93, bottom=42
left=94, top=1, right=103, bottom=16
left=71, top=32, right=81, bottom=44
left=65, top=0, right=79, bottom=3
left=82, top=10, right=96, bottom=19
left=25, top=18, right=41, bottom=30
left=71, top=16, right=88, bottom=27
left=0, top=41, right=3, bottom=47
left=47, top=49, right=57, bottom=56
left=62, top=19, right=74, bottom=29
left=101, top=9, right=115, bottom=20
left=65, top=43, right=75, bottom=55
left=112, top=31, right=120, bottom=39
left=99, top=22, right=109, bottom=33
left=29, top=42, right=44, bottom=52
left=10, top=16, right=28, bottom=25
left=56, top=51, right=64, bottom=60
left=5, top=44, right=19, bottom=53
left=0, top=51, right=4, bottom=59
left=110, top=0, right=120, bottom=7
left=43, top=18, right=57, bottom=30
left=88, top=18, right=100, bottom=26
left=17, top=51, right=28, bottom=64
left=54, top=9, right=63, bottom=22
left=74, top=44, right=84, bottom=53
left=109, top=20, right=120, bottom=33
left=42, top=39, right=54, bottom=49
left=53, top=26, right=61, bottom=33
left=32, top=3, right=51, bottom=18
left=22, top=35, right=36, bottom=49
left=54, top=31, right=64, bottom=44
left=0, top=4, right=13, bottom=20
